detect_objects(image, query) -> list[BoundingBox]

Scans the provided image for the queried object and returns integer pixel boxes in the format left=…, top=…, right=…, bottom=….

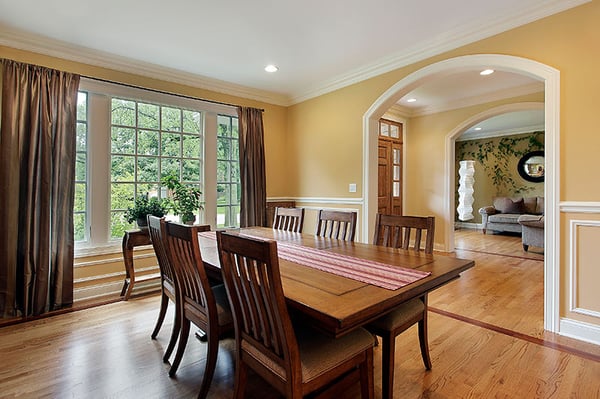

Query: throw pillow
left=493, top=197, right=524, bottom=214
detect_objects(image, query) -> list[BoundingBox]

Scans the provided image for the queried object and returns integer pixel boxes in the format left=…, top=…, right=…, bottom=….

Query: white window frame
left=75, top=78, right=237, bottom=257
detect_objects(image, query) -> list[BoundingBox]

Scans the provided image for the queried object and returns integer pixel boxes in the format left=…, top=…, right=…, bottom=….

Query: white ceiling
left=0, top=0, right=587, bottom=104
left=0, top=0, right=586, bottom=135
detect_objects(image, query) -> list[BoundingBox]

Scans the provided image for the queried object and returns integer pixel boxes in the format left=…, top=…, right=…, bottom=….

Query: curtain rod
left=81, top=75, right=264, bottom=112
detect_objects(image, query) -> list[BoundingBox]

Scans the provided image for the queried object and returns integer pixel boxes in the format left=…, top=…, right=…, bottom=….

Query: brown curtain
left=0, top=59, right=80, bottom=318
left=237, top=107, right=266, bottom=227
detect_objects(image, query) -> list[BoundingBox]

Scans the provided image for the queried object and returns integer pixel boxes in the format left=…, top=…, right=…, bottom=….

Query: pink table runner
left=199, top=231, right=430, bottom=290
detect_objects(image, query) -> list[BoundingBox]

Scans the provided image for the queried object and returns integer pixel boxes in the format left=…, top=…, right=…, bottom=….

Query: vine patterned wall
left=455, top=131, right=544, bottom=223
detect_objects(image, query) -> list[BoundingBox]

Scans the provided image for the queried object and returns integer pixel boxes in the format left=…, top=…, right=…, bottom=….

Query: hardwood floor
left=1, top=229, right=599, bottom=398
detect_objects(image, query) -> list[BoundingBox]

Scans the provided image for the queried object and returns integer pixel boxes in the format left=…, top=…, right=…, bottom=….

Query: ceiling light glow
left=474, top=127, right=482, bottom=131
left=480, top=69, right=494, bottom=76
left=406, top=98, right=417, bottom=103
left=264, top=64, right=279, bottom=73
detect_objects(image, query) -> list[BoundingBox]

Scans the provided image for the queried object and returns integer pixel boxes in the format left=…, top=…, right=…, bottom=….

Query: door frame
left=362, top=54, right=560, bottom=332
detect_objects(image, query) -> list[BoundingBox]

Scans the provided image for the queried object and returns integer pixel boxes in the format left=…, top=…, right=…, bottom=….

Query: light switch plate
left=349, top=183, right=357, bottom=193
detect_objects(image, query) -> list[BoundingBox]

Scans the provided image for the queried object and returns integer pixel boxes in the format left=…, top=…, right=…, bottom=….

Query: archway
left=362, top=54, right=559, bottom=332
left=447, top=101, right=545, bottom=246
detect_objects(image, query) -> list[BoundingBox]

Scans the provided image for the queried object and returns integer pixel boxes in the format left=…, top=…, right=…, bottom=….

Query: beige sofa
left=478, top=196, right=544, bottom=234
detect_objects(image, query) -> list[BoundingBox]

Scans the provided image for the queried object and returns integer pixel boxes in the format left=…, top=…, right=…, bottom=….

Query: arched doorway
left=362, top=54, right=559, bottom=332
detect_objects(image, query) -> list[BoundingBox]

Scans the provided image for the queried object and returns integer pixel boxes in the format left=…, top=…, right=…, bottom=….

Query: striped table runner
left=199, top=231, right=430, bottom=290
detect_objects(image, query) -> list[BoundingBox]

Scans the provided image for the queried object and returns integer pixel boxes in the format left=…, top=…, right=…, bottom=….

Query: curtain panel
left=0, top=59, right=80, bottom=318
left=237, top=107, right=266, bottom=228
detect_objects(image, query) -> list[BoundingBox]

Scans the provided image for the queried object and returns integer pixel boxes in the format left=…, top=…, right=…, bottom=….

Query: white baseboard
left=559, top=318, right=600, bottom=346
left=74, top=281, right=124, bottom=302
left=454, top=221, right=482, bottom=230
left=74, top=265, right=160, bottom=302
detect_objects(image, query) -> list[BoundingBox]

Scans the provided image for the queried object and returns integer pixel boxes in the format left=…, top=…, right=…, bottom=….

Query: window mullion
left=204, top=112, right=217, bottom=229
left=88, top=93, right=112, bottom=245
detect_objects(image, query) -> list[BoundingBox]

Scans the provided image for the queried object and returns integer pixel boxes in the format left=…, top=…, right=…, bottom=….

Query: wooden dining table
left=198, top=227, right=475, bottom=338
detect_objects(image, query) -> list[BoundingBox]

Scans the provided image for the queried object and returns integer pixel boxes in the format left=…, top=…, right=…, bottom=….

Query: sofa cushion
left=488, top=213, right=522, bottom=224
left=523, top=197, right=537, bottom=214
left=493, top=197, right=524, bottom=214
left=518, top=214, right=544, bottom=228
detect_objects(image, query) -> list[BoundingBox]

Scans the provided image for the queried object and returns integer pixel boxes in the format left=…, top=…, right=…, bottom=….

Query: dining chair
left=164, top=221, right=234, bottom=398
left=273, top=207, right=305, bottom=233
left=315, top=209, right=357, bottom=241
left=216, top=231, right=375, bottom=399
left=368, top=213, right=435, bottom=399
left=147, top=216, right=180, bottom=363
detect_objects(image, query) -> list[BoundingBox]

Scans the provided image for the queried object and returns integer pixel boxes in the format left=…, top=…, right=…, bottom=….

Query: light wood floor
left=1, top=229, right=599, bottom=398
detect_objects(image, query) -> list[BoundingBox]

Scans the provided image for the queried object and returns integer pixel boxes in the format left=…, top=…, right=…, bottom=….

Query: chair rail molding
left=560, top=201, right=600, bottom=213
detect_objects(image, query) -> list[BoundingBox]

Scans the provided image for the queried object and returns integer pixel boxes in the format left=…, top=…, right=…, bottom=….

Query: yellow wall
left=2, top=1, right=600, bottom=338
left=287, top=2, right=600, bottom=334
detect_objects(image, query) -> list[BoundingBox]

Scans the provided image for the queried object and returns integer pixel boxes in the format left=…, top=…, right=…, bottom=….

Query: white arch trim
left=362, top=54, right=560, bottom=332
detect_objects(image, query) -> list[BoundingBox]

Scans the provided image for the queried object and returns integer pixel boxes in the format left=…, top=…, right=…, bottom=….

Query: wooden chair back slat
left=217, top=232, right=300, bottom=385
left=315, top=209, right=357, bottom=241
left=373, top=214, right=435, bottom=254
left=164, top=222, right=213, bottom=311
left=147, top=216, right=175, bottom=285
left=273, top=207, right=305, bottom=233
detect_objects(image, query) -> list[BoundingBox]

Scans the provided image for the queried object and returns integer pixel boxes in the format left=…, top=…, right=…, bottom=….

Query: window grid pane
left=217, top=114, right=240, bottom=228
left=110, top=98, right=204, bottom=238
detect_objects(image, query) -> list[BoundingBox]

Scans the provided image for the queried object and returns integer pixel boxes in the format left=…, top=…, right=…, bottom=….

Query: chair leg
left=380, top=332, right=396, bottom=399
left=359, top=347, right=374, bottom=399
left=523, top=243, right=529, bottom=251
left=169, top=317, right=190, bottom=377
left=197, top=330, right=219, bottom=399
left=151, top=292, right=169, bottom=339
left=163, top=301, right=181, bottom=363
left=418, top=318, right=432, bottom=370
left=233, top=360, right=248, bottom=399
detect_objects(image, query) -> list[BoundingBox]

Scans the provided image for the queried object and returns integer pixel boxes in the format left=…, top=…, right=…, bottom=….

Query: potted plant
left=125, top=193, right=167, bottom=228
left=162, top=173, right=202, bottom=224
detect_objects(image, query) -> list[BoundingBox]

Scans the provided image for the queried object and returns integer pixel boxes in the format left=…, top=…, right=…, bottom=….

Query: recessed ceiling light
left=406, top=98, right=417, bottom=103
left=474, top=127, right=482, bottom=131
left=264, top=64, right=279, bottom=73
left=480, top=69, right=494, bottom=76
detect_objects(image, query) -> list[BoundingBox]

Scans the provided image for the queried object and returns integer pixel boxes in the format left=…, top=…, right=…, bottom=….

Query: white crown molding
left=0, top=25, right=291, bottom=107
left=0, top=0, right=589, bottom=106
left=457, top=124, right=545, bottom=141
left=410, top=82, right=544, bottom=117
left=290, top=0, right=589, bottom=104
left=384, top=105, right=412, bottom=120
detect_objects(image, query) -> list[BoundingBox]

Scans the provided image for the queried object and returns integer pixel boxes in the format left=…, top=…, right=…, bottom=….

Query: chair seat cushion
left=366, top=298, right=425, bottom=331
left=242, top=325, right=373, bottom=383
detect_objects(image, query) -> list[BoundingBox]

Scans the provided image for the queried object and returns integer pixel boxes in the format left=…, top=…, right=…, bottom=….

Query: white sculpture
left=457, top=160, right=475, bottom=221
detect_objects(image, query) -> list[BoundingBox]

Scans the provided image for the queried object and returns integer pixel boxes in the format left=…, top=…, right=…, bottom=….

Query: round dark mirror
left=518, top=150, right=544, bottom=183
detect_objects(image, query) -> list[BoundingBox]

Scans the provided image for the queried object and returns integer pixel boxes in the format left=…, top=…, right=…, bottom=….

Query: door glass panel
left=380, top=122, right=389, bottom=137
left=391, top=125, right=399, bottom=138
left=393, top=182, right=400, bottom=197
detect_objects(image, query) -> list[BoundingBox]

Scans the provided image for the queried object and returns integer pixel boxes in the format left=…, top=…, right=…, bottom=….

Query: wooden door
left=378, top=119, right=403, bottom=215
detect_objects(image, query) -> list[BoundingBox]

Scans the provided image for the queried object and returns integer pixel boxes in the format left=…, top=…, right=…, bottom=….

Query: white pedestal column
left=457, top=160, right=475, bottom=221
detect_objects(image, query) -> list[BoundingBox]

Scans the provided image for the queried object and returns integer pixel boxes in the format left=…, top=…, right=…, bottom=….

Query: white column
left=457, top=160, right=475, bottom=221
